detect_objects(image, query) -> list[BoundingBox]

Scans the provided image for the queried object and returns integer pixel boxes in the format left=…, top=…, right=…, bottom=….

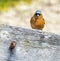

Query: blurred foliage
left=0, top=0, right=32, bottom=12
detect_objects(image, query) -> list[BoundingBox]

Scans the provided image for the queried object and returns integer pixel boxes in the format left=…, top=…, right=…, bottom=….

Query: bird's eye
left=35, top=13, right=40, bottom=16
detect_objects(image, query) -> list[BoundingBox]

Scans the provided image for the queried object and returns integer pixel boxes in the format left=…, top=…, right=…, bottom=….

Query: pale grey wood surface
left=0, top=25, right=60, bottom=61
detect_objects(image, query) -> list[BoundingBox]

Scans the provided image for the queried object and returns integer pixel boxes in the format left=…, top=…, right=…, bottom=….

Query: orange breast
left=35, top=18, right=45, bottom=28
left=30, top=19, right=45, bottom=30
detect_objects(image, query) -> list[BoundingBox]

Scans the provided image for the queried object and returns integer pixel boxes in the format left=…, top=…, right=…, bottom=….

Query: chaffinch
left=30, top=10, right=45, bottom=30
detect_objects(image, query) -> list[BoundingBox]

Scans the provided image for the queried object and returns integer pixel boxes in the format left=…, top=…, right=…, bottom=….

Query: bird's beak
left=37, top=14, right=40, bottom=16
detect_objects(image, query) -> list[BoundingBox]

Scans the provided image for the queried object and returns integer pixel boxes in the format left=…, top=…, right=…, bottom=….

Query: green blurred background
left=0, top=0, right=32, bottom=11
left=0, top=0, right=60, bottom=34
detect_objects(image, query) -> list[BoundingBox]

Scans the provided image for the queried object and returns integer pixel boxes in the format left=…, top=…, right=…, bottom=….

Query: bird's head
left=35, top=10, right=41, bottom=16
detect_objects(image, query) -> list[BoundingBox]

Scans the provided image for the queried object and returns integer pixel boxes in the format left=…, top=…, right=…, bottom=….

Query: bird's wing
left=42, top=18, right=45, bottom=24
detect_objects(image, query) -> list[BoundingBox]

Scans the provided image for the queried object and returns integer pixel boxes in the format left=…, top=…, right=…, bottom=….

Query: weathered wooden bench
left=0, top=25, right=60, bottom=61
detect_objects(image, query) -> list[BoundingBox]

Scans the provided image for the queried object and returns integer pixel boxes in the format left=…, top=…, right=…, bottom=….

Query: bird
left=9, top=41, right=16, bottom=49
left=30, top=10, right=45, bottom=30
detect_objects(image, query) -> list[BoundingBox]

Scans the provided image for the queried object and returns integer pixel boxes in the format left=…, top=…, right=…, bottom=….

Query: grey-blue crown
left=36, top=10, right=41, bottom=14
